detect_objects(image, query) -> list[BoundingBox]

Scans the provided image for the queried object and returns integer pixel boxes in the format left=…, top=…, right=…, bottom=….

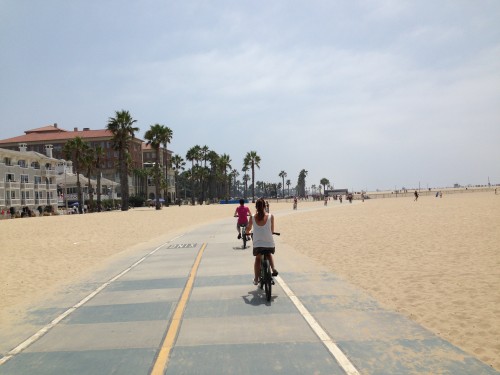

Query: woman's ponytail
left=255, top=198, right=266, bottom=220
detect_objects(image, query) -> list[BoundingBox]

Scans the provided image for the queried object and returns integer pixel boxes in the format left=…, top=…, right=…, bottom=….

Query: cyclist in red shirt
left=234, top=199, right=251, bottom=239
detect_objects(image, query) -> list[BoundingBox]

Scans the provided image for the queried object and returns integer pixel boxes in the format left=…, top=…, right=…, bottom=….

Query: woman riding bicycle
left=234, top=199, right=251, bottom=239
left=246, top=198, right=278, bottom=285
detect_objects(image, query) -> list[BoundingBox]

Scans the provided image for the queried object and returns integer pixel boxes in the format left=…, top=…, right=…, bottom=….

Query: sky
left=1, top=0, right=499, bottom=192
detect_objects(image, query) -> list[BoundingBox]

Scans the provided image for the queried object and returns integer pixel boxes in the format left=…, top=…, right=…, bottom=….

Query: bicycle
left=257, top=232, right=280, bottom=302
left=238, top=224, right=250, bottom=249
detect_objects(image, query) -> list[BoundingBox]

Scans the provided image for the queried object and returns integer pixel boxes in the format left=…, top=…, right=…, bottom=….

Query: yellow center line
left=150, top=243, right=207, bottom=375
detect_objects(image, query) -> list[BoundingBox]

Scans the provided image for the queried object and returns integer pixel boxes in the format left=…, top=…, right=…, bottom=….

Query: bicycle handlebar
left=246, top=232, right=280, bottom=236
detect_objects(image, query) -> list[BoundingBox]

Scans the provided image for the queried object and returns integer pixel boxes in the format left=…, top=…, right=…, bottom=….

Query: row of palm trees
left=63, top=110, right=171, bottom=212
left=63, top=109, right=333, bottom=212
left=63, top=137, right=105, bottom=213
left=174, top=146, right=263, bottom=204
left=171, top=148, right=315, bottom=203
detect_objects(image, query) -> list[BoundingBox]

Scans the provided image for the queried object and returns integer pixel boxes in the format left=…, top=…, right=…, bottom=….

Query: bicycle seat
left=258, top=249, right=274, bottom=255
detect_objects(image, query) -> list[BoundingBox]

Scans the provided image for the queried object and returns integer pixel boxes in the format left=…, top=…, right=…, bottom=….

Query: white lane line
left=0, top=235, right=184, bottom=366
left=276, top=275, right=361, bottom=375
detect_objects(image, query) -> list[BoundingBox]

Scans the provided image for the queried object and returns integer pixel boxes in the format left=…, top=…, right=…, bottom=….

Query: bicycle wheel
left=263, top=259, right=272, bottom=301
left=242, top=227, right=247, bottom=249
left=259, top=257, right=265, bottom=290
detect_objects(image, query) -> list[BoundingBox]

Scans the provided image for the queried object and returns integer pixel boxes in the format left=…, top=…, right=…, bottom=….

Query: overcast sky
left=1, top=1, right=499, bottom=191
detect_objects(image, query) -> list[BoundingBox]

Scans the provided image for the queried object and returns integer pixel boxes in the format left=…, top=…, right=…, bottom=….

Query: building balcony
left=21, top=198, right=35, bottom=206
left=6, top=198, right=21, bottom=206
left=47, top=198, right=59, bottom=205
left=21, top=182, right=35, bottom=190
left=41, top=167, right=56, bottom=176
left=5, top=181, right=20, bottom=190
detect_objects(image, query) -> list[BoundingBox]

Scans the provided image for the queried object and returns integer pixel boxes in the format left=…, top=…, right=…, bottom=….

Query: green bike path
left=0, top=211, right=497, bottom=374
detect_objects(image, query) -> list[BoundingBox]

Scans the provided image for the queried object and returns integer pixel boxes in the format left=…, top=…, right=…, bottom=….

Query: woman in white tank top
left=247, top=198, right=278, bottom=285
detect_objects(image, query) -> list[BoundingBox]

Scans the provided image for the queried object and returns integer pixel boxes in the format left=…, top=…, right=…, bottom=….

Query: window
left=21, top=175, right=29, bottom=183
left=18, top=160, right=27, bottom=167
left=6, top=173, right=15, bottom=182
left=34, top=176, right=42, bottom=184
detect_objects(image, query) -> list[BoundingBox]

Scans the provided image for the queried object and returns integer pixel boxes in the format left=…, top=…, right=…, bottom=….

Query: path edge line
left=0, top=235, right=184, bottom=366
left=276, top=275, right=360, bottom=375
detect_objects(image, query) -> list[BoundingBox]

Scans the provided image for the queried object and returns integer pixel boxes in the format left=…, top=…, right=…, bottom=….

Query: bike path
left=0, top=212, right=497, bottom=375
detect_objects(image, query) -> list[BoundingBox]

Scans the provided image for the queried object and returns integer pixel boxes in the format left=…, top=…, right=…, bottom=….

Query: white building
left=0, top=144, right=60, bottom=214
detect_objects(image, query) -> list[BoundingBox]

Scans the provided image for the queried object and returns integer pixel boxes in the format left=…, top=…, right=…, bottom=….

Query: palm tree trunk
left=97, top=171, right=102, bottom=211
left=77, top=180, right=83, bottom=214
left=120, top=150, right=128, bottom=211
left=251, top=164, right=255, bottom=203
left=191, top=161, right=195, bottom=205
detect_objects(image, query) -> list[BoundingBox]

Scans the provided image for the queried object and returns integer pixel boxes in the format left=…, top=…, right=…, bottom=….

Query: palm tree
left=320, top=178, right=330, bottom=198
left=162, top=127, right=173, bottom=205
left=63, top=136, right=88, bottom=213
left=107, top=110, right=139, bottom=211
left=186, top=145, right=201, bottom=205
left=279, top=170, right=287, bottom=198
left=242, top=172, right=250, bottom=199
left=297, top=169, right=308, bottom=198
left=171, top=154, right=185, bottom=203
left=144, top=124, right=172, bottom=209
left=82, top=144, right=96, bottom=211
left=218, top=153, right=232, bottom=200
left=207, top=150, right=219, bottom=201
left=243, top=151, right=261, bottom=203
left=200, top=145, right=210, bottom=202
left=94, top=145, right=104, bottom=211
left=230, top=168, right=239, bottom=197
left=286, top=179, right=291, bottom=197
left=133, top=167, right=150, bottom=200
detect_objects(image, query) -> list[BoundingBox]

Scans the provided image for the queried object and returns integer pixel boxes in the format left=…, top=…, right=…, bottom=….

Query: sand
left=280, top=191, right=500, bottom=370
left=1, top=192, right=499, bottom=370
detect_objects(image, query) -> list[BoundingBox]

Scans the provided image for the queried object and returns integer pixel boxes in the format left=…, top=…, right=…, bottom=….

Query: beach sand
left=281, top=191, right=500, bottom=370
left=1, top=192, right=499, bottom=370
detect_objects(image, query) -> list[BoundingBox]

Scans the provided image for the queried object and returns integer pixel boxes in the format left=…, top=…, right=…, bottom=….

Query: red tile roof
left=0, top=125, right=144, bottom=144
left=25, top=125, right=67, bottom=134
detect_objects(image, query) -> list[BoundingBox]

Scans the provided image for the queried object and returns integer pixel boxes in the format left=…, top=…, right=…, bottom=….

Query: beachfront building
left=142, top=144, right=176, bottom=204
left=0, top=145, right=59, bottom=215
left=0, top=123, right=144, bottom=198
left=55, top=169, right=119, bottom=210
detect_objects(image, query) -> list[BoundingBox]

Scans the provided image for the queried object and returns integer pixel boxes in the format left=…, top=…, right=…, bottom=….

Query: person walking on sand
left=414, top=190, right=419, bottom=201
